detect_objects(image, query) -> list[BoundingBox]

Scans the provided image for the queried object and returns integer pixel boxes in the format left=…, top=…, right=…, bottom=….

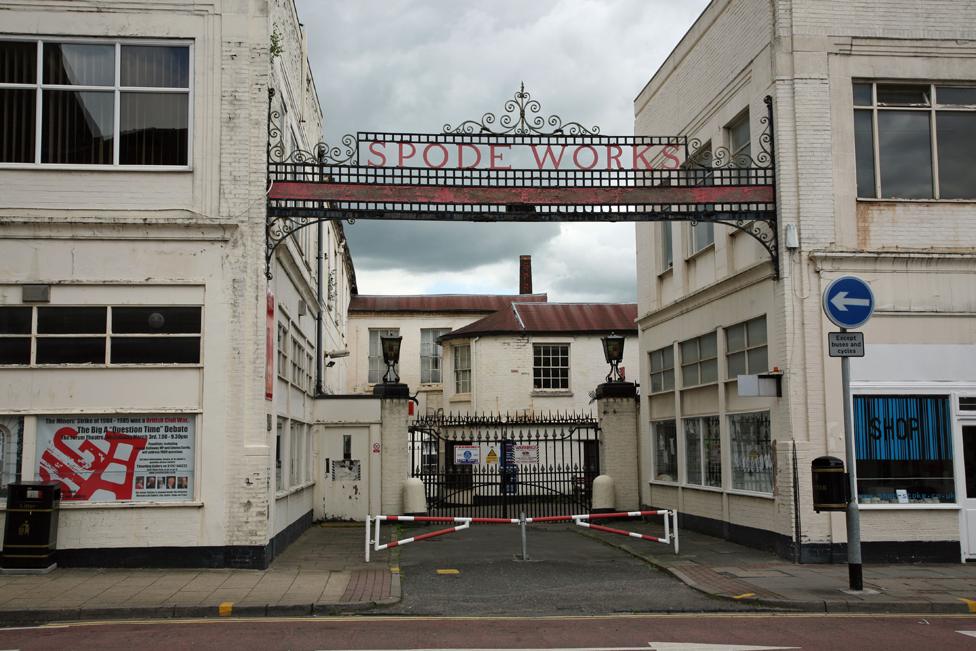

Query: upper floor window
left=0, top=305, right=201, bottom=366
left=727, top=112, right=751, bottom=183
left=854, top=82, right=976, bottom=199
left=454, top=343, right=471, bottom=394
left=0, top=39, right=190, bottom=166
left=680, top=332, right=717, bottom=387
left=649, top=344, right=674, bottom=393
left=726, top=316, right=767, bottom=377
left=368, top=328, right=398, bottom=384
left=533, top=343, right=569, bottom=390
left=659, top=222, right=673, bottom=271
left=684, top=142, right=714, bottom=254
left=420, top=328, right=450, bottom=384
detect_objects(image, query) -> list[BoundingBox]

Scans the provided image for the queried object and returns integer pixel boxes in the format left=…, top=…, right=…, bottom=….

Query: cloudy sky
left=296, top=0, right=709, bottom=302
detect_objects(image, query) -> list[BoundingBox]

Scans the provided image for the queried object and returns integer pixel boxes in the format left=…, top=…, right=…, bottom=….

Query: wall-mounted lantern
left=601, top=332, right=625, bottom=383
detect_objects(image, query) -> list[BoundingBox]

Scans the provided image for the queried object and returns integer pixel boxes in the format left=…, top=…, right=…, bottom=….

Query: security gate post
left=520, top=511, right=529, bottom=561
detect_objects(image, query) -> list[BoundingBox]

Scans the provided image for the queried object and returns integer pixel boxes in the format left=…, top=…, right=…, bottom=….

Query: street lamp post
left=373, top=335, right=409, bottom=398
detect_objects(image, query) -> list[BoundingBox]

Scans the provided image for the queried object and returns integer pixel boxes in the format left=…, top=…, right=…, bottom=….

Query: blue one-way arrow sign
left=823, top=276, right=875, bottom=329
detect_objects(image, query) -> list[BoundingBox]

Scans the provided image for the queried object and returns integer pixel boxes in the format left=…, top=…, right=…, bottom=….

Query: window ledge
left=26, top=501, right=206, bottom=510
left=648, top=479, right=680, bottom=487
left=0, top=163, right=192, bottom=173
left=449, top=393, right=471, bottom=402
left=531, top=390, right=572, bottom=397
left=276, top=481, right=315, bottom=499
left=657, top=264, right=674, bottom=279
left=685, top=242, right=715, bottom=262
left=726, top=489, right=775, bottom=500
left=679, top=484, right=724, bottom=494
left=856, top=197, right=976, bottom=204
left=680, top=380, right=719, bottom=390
left=858, top=503, right=960, bottom=510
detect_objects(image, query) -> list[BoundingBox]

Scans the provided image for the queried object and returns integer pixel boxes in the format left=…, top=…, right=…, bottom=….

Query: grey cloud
left=345, top=221, right=560, bottom=273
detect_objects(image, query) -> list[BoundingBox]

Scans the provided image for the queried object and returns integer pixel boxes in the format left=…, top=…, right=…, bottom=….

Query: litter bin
left=2, top=481, right=61, bottom=571
left=811, top=456, right=848, bottom=513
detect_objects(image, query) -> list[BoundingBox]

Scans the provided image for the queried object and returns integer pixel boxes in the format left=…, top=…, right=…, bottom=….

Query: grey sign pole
left=840, top=327, right=863, bottom=591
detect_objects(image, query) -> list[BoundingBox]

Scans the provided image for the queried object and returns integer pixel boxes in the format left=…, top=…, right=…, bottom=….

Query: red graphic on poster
left=38, top=427, right=148, bottom=501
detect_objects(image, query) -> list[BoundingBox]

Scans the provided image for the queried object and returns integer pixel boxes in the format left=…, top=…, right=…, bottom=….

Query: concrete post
left=379, top=397, right=411, bottom=515
left=595, top=382, right=640, bottom=511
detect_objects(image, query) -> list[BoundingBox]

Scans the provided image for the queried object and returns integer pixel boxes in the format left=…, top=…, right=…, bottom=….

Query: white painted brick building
left=0, top=0, right=354, bottom=568
left=635, top=0, right=976, bottom=562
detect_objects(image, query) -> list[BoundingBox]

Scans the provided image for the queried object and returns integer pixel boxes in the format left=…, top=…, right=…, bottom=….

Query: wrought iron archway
left=265, top=84, right=778, bottom=279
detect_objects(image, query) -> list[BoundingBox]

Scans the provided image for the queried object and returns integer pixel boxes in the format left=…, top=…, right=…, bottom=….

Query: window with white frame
left=854, top=82, right=976, bottom=199
left=685, top=142, right=714, bottom=253
left=368, top=328, right=398, bottom=384
left=729, top=411, right=772, bottom=493
left=289, top=420, right=305, bottom=487
left=275, top=417, right=285, bottom=492
left=0, top=305, right=201, bottom=366
left=649, top=345, right=674, bottom=393
left=684, top=416, right=721, bottom=488
left=420, top=328, right=450, bottom=384
left=725, top=316, right=767, bottom=378
left=0, top=39, right=190, bottom=166
left=454, top=343, right=471, bottom=393
left=660, top=222, right=673, bottom=271
left=533, top=343, right=569, bottom=390
left=653, top=420, right=677, bottom=482
left=727, top=111, right=751, bottom=185
left=0, top=416, right=24, bottom=499
left=680, top=332, right=718, bottom=387
left=276, top=321, right=288, bottom=380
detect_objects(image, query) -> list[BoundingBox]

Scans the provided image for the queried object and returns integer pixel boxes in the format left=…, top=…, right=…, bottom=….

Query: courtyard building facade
left=635, top=0, right=976, bottom=562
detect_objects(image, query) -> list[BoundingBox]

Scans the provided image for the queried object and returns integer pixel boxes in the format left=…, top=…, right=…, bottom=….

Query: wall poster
left=36, top=414, right=195, bottom=502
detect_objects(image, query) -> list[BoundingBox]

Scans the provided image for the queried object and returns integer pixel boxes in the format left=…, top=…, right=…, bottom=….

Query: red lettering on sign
left=457, top=143, right=481, bottom=169
left=572, top=145, right=598, bottom=170
left=606, top=145, right=624, bottom=169
left=530, top=145, right=568, bottom=169
left=422, top=143, right=449, bottom=169
left=398, top=142, right=417, bottom=166
left=490, top=144, right=511, bottom=170
left=632, top=144, right=654, bottom=170
left=661, top=145, right=681, bottom=169
left=367, top=141, right=387, bottom=167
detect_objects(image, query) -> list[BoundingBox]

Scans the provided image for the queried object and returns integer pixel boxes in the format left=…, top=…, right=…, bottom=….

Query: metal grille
left=409, top=411, right=600, bottom=518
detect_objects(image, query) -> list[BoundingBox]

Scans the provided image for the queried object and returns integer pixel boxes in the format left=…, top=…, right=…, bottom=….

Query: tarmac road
left=373, top=522, right=754, bottom=615
left=1, top=614, right=974, bottom=650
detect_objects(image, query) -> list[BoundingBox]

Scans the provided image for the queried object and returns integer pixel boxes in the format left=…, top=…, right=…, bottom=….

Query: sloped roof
left=440, top=302, right=638, bottom=341
left=349, top=293, right=547, bottom=314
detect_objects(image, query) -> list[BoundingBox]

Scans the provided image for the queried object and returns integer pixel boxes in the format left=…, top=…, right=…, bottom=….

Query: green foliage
left=269, top=24, right=283, bottom=61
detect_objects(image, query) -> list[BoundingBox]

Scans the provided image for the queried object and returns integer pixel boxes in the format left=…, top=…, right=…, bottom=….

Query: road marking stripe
left=732, top=593, right=757, bottom=600
left=218, top=601, right=233, bottom=617
left=958, top=598, right=976, bottom=613
left=436, top=569, right=460, bottom=575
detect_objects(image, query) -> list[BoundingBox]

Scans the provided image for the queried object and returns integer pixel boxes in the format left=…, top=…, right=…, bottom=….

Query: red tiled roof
left=440, top=302, right=637, bottom=341
left=349, top=293, right=547, bottom=314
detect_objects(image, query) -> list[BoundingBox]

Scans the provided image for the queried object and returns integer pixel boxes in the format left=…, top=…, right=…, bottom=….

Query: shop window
left=653, top=420, right=677, bottom=482
left=680, top=332, right=718, bottom=387
left=726, top=316, right=767, bottom=378
left=420, top=328, right=450, bottom=384
left=454, top=343, right=471, bottom=393
left=854, top=82, right=976, bottom=199
left=853, top=395, right=955, bottom=504
left=368, top=328, right=398, bottom=384
left=729, top=411, right=772, bottom=493
left=533, top=343, right=569, bottom=390
left=275, top=417, right=285, bottom=492
left=0, top=39, right=190, bottom=166
left=0, top=416, right=24, bottom=498
left=649, top=345, right=675, bottom=393
left=684, top=416, right=721, bottom=487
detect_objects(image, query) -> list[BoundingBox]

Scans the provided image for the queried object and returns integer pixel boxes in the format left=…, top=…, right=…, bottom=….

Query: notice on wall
left=453, top=445, right=480, bottom=465
left=512, top=444, right=539, bottom=465
left=36, top=414, right=195, bottom=502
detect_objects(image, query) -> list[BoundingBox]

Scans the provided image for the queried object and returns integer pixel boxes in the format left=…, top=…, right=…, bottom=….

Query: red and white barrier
left=365, top=509, right=678, bottom=562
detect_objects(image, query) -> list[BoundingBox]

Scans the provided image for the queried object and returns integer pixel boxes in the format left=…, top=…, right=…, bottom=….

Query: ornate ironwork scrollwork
left=267, top=88, right=358, bottom=165
left=443, top=82, right=600, bottom=136
left=686, top=95, right=775, bottom=171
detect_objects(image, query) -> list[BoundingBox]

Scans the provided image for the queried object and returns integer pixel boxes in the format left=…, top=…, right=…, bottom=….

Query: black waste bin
left=811, top=456, right=848, bottom=513
left=2, top=481, right=61, bottom=571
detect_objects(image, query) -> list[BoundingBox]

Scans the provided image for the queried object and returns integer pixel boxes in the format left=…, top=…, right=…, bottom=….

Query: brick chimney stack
left=519, top=255, right=532, bottom=294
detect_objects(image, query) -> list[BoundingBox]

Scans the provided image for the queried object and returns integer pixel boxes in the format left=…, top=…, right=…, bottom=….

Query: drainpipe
left=315, top=220, right=324, bottom=396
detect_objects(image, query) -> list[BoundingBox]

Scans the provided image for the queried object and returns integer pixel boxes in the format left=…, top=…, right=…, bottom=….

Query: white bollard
left=591, top=474, right=615, bottom=512
left=403, top=477, right=427, bottom=514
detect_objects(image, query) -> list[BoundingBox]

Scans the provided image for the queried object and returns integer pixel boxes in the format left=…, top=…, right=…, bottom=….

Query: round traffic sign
left=823, top=275, right=875, bottom=329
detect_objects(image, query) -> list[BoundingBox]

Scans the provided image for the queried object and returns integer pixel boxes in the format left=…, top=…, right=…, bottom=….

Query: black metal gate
left=409, top=411, right=600, bottom=518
